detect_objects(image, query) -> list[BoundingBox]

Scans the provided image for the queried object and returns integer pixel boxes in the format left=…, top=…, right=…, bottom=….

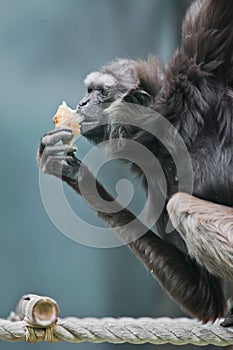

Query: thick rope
left=1, top=294, right=233, bottom=346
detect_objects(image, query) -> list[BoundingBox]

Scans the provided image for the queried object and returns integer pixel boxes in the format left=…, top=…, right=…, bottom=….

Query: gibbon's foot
left=37, top=127, right=74, bottom=160
left=37, top=126, right=75, bottom=163
left=221, top=298, right=233, bottom=327
left=37, top=127, right=81, bottom=182
left=41, top=154, right=81, bottom=183
left=37, top=127, right=97, bottom=196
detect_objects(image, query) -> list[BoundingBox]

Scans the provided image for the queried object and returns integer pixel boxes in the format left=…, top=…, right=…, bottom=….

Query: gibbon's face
left=77, top=64, right=152, bottom=144
left=77, top=71, right=119, bottom=143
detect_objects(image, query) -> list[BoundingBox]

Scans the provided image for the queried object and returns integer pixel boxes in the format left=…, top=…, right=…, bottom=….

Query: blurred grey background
left=0, top=0, right=221, bottom=349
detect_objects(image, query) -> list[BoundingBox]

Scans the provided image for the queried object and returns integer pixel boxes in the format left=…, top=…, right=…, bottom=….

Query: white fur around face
left=84, top=72, right=100, bottom=86
left=84, top=72, right=117, bottom=88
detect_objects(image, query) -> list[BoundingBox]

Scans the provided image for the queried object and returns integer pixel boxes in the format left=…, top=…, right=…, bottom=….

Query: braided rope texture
left=0, top=317, right=233, bottom=345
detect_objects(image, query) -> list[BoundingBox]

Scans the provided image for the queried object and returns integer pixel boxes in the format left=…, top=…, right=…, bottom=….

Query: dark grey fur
left=38, top=0, right=233, bottom=323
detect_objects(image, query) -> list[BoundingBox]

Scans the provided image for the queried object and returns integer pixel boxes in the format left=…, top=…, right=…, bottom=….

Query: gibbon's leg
left=221, top=298, right=233, bottom=327
left=168, top=192, right=233, bottom=326
left=167, top=192, right=233, bottom=281
left=37, top=128, right=226, bottom=323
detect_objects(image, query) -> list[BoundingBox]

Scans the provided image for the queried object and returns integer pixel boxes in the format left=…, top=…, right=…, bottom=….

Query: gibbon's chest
left=190, top=141, right=233, bottom=207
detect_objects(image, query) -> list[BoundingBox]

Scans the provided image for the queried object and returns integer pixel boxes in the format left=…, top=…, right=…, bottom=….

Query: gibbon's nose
left=78, top=98, right=90, bottom=109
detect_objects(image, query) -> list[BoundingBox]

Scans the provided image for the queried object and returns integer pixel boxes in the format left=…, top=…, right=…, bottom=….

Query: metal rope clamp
left=10, top=294, right=59, bottom=343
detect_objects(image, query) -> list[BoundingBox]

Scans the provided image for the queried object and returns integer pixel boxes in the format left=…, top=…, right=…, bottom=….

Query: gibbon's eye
left=87, top=87, right=93, bottom=94
left=100, top=88, right=107, bottom=97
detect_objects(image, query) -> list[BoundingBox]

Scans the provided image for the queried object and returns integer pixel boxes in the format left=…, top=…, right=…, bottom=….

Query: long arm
left=37, top=128, right=225, bottom=323
left=156, top=0, right=233, bottom=146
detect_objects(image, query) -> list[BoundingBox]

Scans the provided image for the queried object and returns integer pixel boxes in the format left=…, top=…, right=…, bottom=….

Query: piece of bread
left=53, top=101, right=80, bottom=135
